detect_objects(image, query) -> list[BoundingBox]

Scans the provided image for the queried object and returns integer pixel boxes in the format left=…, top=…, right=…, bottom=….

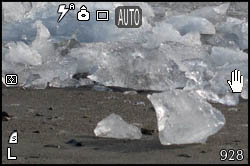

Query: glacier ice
left=208, top=46, right=248, bottom=66
left=142, top=22, right=202, bottom=49
left=82, top=39, right=209, bottom=91
left=147, top=89, right=225, bottom=145
left=199, top=63, right=245, bottom=106
left=4, top=41, right=42, bottom=66
left=159, top=41, right=209, bottom=71
left=31, top=20, right=56, bottom=63
left=26, top=56, right=78, bottom=89
left=205, top=32, right=241, bottom=49
left=94, top=113, right=142, bottom=140
left=3, top=20, right=55, bottom=67
left=217, top=18, right=248, bottom=50
left=2, top=2, right=33, bottom=23
left=142, top=22, right=182, bottom=49
left=180, top=32, right=202, bottom=46
left=184, top=47, right=248, bottom=106
left=2, top=19, right=79, bottom=89
left=2, top=2, right=248, bottom=108
left=2, top=2, right=154, bottom=89
left=190, top=3, right=230, bottom=24
left=166, top=15, right=216, bottom=35
left=85, top=41, right=188, bottom=91
left=48, top=77, right=93, bottom=88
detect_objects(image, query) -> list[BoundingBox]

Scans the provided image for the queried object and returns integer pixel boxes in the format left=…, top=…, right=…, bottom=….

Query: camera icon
left=5, top=74, right=18, bottom=85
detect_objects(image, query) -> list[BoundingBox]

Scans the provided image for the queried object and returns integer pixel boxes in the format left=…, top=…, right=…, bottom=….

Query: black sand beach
left=2, top=86, right=248, bottom=164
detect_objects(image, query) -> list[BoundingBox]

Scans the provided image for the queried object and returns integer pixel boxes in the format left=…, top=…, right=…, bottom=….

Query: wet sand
left=2, top=86, right=248, bottom=164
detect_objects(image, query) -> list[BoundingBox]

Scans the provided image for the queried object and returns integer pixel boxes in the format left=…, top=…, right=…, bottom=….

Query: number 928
left=220, top=149, right=244, bottom=161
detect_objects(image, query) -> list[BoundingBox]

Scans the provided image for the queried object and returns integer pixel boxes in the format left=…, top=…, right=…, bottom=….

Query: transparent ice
left=215, top=17, right=248, bottom=50
left=184, top=47, right=248, bottom=106
left=142, top=22, right=202, bottom=49
left=147, top=89, right=225, bottom=145
left=190, top=3, right=230, bottom=24
left=85, top=41, right=188, bottom=91
left=204, top=17, right=248, bottom=49
left=166, top=15, right=216, bottom=35
left=94, top=113, right=142, bottom=140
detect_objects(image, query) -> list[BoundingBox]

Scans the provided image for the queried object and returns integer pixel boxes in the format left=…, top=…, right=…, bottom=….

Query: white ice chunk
left=226, top=17, right=245, bottom=24
left=195, top=88, right=240, bottom=106
left=184, top=56, right=247, bottom=106
left=68, top=43, right=103, bottom=74
left=183, top=59, right=214, bottom=89
left=26, top=56, right=78, bottom=89
left=190, top=3, right=230, bottom=24
left=147, top=89, right=225, bottom=145
left=79, top=78, right=94, bottom=86
left=85, top=41, right=188, bottom=91
left=205, top=33, right=240, bottom=49
left=142, top=23, right=201, bottom=49
left=49, top=77, right=78, bottom=88
left=94, top=113, right=142, bottom=140
left=184, top=50, right=247, bottom=106
left=49, top=77, right=93, bottom=88
left=2, top=60, right=35, bottom=87
left=5, top=41, right=42, bottom=66
left=208, top=47, right=248, bottom=67
left=167, top=15, right=216, bottom=35
left=216, top=17, right=248, bottom=50
left=142, top=22, right=182, bottom=49
left=3, top=20, right=54, bottom=68
left=152, top=22, right=181, bottom=41
left=31, top=20, right=56, bottom=63
left=2, top=58, right=28, bottom=75
left=179, top=32, right=202, bottom=46
left=32, top=20, right=50, bottom=41
left=159, top=41, right=209, bottom=71
left=2, top=2, right=33, bottom=23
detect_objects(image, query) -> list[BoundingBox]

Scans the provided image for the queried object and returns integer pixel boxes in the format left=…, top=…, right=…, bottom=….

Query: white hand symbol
left=227, top=69, right=243, bottom=93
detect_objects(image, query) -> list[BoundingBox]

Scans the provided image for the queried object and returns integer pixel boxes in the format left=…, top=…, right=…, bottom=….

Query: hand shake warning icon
left=227, top=69, right=244, bottom=93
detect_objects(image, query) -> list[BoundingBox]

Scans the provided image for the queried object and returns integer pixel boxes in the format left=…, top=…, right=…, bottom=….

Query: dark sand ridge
left=2, top=86, right=248, bottom=164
